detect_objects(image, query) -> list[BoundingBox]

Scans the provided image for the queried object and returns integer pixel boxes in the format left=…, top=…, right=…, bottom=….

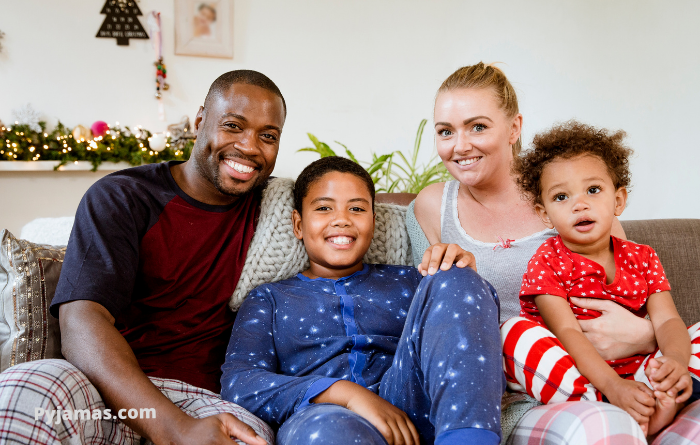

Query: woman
left=407, top=62, right=700, bottom=444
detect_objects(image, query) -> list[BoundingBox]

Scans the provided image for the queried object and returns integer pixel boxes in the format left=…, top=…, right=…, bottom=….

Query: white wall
left=1, top=0, right=699, bottom=234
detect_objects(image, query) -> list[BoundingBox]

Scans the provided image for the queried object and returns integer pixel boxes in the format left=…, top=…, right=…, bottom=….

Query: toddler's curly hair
left=512, top=120, right=633, bottom=206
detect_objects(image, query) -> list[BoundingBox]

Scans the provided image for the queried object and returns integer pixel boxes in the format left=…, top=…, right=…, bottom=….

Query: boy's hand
left=346, top=390, right=419, bottom=445
left=646, top=356, right=693, bottom=404
left=418, top=243, right=476, bottom=276
left=603, top=378, right=656, bottom=433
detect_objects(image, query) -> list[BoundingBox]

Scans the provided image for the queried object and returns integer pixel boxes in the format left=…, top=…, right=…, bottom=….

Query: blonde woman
left=407, top=62, right=700, bottom=444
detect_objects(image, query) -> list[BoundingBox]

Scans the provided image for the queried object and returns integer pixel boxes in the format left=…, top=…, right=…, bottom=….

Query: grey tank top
left=440, top=180, right=557, bottom=322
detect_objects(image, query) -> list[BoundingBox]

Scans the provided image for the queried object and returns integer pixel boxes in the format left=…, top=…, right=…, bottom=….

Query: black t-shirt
left=51, top=161, right=261, bottom=393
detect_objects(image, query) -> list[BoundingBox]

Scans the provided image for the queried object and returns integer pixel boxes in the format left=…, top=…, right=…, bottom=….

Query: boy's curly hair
left=512, top=120, right=633, bottom=205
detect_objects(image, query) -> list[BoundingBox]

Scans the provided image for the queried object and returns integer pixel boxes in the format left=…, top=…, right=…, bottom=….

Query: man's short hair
left=204, top=70, right=286, bottom=115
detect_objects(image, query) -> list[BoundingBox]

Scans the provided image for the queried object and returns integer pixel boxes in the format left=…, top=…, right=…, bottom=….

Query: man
left=0, top=70, right=286, bottom=445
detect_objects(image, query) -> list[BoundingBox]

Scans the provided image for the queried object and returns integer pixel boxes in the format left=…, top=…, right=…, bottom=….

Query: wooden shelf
left=0, top=161, right=132, bottom=172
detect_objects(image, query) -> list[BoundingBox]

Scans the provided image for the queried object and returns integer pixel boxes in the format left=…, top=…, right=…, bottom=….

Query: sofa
left=2, top=177, right=699, bottom=441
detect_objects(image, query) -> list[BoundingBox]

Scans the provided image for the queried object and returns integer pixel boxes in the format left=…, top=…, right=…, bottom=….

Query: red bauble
left=91, top=121, right=110, bottom=138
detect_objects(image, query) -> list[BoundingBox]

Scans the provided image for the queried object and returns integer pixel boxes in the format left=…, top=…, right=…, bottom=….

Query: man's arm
left=60, top=300, right=266, bottom=445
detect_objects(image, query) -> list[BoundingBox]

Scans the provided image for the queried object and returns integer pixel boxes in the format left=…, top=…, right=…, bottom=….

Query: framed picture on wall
left=174, top=0, right=233, bottom=58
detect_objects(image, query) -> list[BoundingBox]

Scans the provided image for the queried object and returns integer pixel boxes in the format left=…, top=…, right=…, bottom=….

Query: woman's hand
left=571, top=297, right=657, bottom=360
left=418, top=243, right=476, bottom=276
left=346, top=390, right=420, bottom=445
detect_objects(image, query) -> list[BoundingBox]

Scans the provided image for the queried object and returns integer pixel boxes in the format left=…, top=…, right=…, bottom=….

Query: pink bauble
left=91, top=121, right=109, bottom=138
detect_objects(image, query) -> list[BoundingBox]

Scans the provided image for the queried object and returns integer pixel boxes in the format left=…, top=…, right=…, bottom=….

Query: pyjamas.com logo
left=35, top=407, right=156, bottom=423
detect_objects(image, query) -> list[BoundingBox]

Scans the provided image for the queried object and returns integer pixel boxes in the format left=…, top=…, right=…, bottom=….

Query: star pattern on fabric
left=519, top=236, right=671, bottom=324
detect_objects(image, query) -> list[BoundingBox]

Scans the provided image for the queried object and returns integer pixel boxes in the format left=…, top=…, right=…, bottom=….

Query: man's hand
left=175, top=414, right=267, bottom=445
left=59, top=301, right=264, bottom=445
left=571, top=297, right=657, bottom=360
left=602, top=378, right=656, bottom=435
left=345, top=390, right=419, bottom=445
left=418, top=243, right=476, bottom=276
left=646, top=356, right=693, bottom=404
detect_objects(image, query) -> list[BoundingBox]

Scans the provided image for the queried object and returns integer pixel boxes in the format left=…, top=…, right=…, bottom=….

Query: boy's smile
left=535, top=154, right=627, bottom=256
left=293, top=171, right=375, bottom=280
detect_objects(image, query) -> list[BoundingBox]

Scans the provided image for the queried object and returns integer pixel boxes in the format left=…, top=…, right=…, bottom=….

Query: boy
left=221, top=157, right=505, bottom=445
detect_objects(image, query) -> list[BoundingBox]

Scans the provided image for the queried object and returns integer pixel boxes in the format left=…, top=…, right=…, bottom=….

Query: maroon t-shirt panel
left=120, top=192, right=259, bottom=393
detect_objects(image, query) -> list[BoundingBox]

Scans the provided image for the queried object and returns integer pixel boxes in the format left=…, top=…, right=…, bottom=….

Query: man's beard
left=193, top=148, right=265, bottom=198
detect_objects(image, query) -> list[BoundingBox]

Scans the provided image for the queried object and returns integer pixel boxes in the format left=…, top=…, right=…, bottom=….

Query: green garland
left=0, top=121, right=192, bottom=171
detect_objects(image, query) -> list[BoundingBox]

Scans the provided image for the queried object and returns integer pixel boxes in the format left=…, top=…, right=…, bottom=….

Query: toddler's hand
left=646, top=356, right=693, bottom=404
left=604, top=378, right=656, bottom=434
left=346, top=390, right=419, bottom=445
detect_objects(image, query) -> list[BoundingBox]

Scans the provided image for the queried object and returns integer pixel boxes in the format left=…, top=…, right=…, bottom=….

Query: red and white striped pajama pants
left=501, top=317, right=700, bottom=404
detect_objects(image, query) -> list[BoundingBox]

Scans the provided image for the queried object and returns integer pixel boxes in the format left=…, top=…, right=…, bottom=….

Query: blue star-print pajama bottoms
left=277, top=267, right=505, bottom=445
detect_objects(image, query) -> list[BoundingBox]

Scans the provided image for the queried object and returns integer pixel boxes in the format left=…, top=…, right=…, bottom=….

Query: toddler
left=501, top=121, right=700, bottom=436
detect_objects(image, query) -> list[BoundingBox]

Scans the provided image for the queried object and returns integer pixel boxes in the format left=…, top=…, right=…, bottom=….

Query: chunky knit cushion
left=230, top=178, right=413, bottom=311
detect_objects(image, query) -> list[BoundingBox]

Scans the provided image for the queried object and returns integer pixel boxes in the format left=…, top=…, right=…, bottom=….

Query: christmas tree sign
left=96, top=0, right=149, bottom=46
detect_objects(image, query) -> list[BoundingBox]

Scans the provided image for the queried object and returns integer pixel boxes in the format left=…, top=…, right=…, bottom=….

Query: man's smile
left=223, top=158, right=256, bottom=174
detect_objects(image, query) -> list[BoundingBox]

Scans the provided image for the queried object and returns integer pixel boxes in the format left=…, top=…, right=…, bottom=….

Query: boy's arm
left=313, top=380, right=419, bottom=445
left=535, top=294, right=655, bottom=426
left=645, top=290, right=693, bottom=401
left=220, top=289, right=340, bottom=428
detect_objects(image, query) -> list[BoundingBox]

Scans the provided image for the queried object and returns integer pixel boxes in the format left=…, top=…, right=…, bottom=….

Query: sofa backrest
left=622, top=219, right=700, bottom=325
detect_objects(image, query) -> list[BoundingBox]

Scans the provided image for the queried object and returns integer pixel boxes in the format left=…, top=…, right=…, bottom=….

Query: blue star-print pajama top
left=221, top=265, right=505, bottom=445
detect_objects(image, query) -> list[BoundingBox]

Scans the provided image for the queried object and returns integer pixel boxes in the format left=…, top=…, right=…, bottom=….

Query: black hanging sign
left=96, top=0, right=149, bottom=46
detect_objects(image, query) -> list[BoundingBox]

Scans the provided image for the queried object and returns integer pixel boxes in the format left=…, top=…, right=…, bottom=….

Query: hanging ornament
left=12, top=104, right=42, bottom=132
left=96, top=0, right=149, bottom=46
left=148, top=132, right=167, bottom=152
left=147, top=11, right=169, bottom=122
left=91, top=121, right=110, bottom=138
left=72, top=125, right=92, bottom=142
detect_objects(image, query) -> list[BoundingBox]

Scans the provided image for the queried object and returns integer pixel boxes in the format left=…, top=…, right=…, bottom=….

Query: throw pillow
left=0, top=229, right=64, bottom=371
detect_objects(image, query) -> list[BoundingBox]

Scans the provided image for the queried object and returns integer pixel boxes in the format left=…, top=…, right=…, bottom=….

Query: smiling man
left=0, top=71, right=285, bottom=445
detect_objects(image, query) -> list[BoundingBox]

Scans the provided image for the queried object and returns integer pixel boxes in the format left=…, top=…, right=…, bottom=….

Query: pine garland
left=0, top=121, right=192, bottom=171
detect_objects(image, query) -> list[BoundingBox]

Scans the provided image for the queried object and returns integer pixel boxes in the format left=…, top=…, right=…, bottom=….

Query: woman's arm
left=572, top=297, right=657, bottom=359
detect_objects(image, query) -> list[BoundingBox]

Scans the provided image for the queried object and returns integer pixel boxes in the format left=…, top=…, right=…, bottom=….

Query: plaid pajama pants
left=0, top=359, right=274, bottom=445
left=502, top=317, right=700, bottom=404
left=508, top=398, right=700, bottom=444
